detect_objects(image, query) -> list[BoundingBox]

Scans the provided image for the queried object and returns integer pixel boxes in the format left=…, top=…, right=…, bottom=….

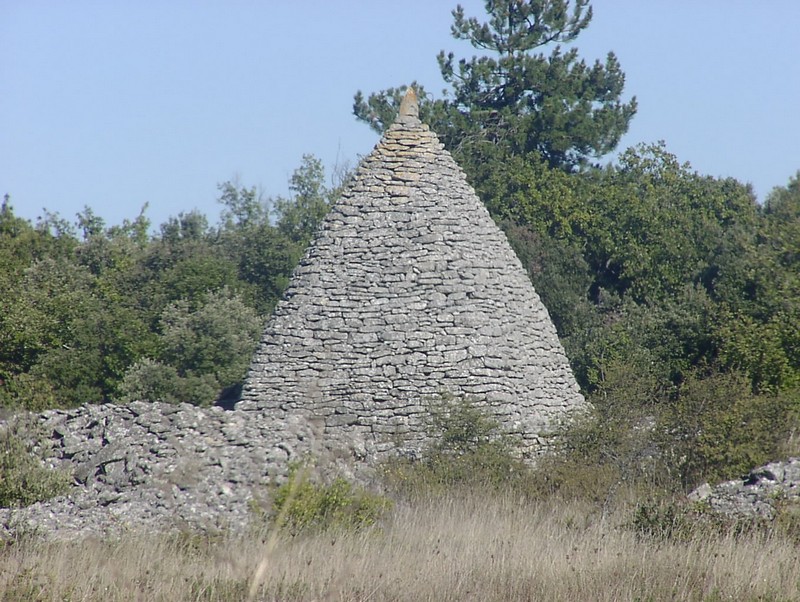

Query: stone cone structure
left=0, top=89, right=587, bottom=541
left=240, top=88, right=585, bottom=460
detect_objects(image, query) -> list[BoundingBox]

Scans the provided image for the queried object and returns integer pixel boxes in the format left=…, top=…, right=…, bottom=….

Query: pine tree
left=354, top=0, right=636, bottom=171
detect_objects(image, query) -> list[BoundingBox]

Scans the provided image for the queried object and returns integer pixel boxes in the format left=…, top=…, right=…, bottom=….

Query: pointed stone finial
left=397, top=86, right=419, bottom=123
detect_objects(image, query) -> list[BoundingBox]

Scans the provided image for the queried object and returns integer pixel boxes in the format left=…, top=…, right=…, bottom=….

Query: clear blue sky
left=3, top=1, right=799, bottom=230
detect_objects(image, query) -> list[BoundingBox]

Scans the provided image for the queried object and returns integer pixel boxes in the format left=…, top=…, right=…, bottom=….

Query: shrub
left=529, top=358, right=668, bottom=505
left=116, top=358, right=182, bottom=404
left=629, top=498, right=775, bottom=544
left=116, top=288, right=264, bottom=406
left=773, top=499, right=800, bottom=544
left=0, top=373, right=59, bottom=413
left=630, top=499, right=694, bottom=541
left=265, top=465, right=391, bottom=535
left=536, top=362, right=797, bottom=505
left=661, top=369, right=796, bottom=489
left=0, top=417, right=71, bottom=508
left=383, top=395, right=537, bottom=497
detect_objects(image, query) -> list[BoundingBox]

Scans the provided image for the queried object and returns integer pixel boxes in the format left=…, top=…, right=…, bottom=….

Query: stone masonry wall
left=0, top=402, right=324, bottom=540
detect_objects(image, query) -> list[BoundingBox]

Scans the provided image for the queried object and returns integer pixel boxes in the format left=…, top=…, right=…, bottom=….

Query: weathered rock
left=689, top=458, right=800, bottom=519
left=0, top=402, right=325, bottom=540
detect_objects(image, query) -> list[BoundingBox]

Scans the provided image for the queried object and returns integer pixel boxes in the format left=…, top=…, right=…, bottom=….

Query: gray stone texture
left=688, top=458, right=800, bottom=519
left=240, top=88, right=585, bottom=461
left=0, top=402, right=320, bottom=539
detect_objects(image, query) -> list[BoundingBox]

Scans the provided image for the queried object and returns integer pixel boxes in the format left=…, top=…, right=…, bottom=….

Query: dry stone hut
left=0, top=89, right=588, bottom=540
left=240, top=88, right=585, bottom=462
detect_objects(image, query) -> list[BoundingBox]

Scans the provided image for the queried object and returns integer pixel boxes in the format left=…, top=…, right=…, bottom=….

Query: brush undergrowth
left=4, top=397, right=800, bottom=600
left=256, top=464, right=391, bottom=535
left=383, top=395, right=540, bottom=499
left=0, top=416, right=71, bottom=508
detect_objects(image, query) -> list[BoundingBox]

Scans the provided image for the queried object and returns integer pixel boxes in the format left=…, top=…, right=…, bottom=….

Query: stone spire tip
left=398, top=87, right=419, bottom=121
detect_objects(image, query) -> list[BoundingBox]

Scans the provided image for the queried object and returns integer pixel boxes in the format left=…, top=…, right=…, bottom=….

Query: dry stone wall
left=0, top=402, right=323, bottom=540
left=688, top=458, right=800, bottom=519
left=240, top=89, right=585, bottom=461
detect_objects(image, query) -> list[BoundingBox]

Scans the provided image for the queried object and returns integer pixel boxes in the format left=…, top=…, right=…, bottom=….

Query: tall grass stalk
left=2, top=492, right=798, bottom=601
left=247, top=459, right=312, bottom=600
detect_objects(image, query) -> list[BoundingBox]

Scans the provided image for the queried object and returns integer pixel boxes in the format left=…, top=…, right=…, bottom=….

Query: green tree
left=354, top=0, right=636, bottom=171
left=160, top=288, right=262, bottom=390
left=274, top=154, right=340, bottom=245
left=503, top=222, right=597, bottom=341
left=216, top=178, right=306, bottom=314
left=118, top=288, right=263, bottom=405
left=580, top=143, right=758, bottom=305
left=135, top=210, right=243, bottom=320
left=708, top=173, right=800, bottom=392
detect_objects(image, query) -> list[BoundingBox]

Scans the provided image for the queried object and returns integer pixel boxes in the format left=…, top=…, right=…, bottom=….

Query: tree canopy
left=354, top=0, right=636, bottom=171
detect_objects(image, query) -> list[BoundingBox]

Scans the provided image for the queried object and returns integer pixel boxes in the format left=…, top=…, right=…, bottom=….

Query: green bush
left=629, top=498, right=779, bottom=544
left=536, top=361, right=797, bottom=505
left=630, top=499, right=695, bottom=541
left=662, top=369, right=796, bottom=489
left=529, top=358, right=668, bottom=505
left=383, top=395, right=537, bottom=497
left=0, top=417, right=71, bottom=508
left=0, top=373, right=60, bottom=413
left=266, top=466, right=391, bottom=535
left=116, top=288, right=263, bottom=406
left=116, top=358, right=182, bottom=404
left=773, top=499, right=800, bottom=544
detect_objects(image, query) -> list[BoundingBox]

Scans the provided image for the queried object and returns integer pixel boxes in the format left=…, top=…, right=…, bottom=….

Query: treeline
left=497, top=148, right=800, bottom=490
left=0, top=155, right=338, bottom=410
left=2, top=147, right=797, bottom=489
left=2, top=0, right=798, bottom=492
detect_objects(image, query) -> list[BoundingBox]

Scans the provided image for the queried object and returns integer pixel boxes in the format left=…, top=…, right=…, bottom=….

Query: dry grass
left=2, top=492, right=798, bottom=601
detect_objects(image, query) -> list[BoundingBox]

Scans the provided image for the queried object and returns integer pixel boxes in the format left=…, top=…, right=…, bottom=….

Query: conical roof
left=241, top=88, right=585, bottom=459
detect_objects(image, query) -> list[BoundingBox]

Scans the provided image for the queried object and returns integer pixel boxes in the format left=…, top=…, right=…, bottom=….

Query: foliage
left=215, top=157, right=345, bottom=314
left=159, top=288, right=262, bottom=389
left=708, top=173, right=800, bottom=392
left=0, top=155, right=340, bottom=409
left=586, top=144, right=757, bottom=304
left=491, top=142, right=775, bottom=403
left=661, top=369, right=795, bottom=489
left=383, top=396, right=536, bottom=497
left=116, top=358, right=183, bottom=404
left=627, top=498, right=754, bottom=543
left=0, top=417, right=71, bottom=508
left=274, top=154, right=339, bottom=245
left=117, top=288, right=263, bottom=405
left=534, top=357, right=666, bottom=504
left=537, top=360, right=797, bottom=505
left=267, top=466, right=391, bottom=535
left=628, top=497, right=800, bottom=546
left=503, top=222, right=597, bottom=340
left=629, top=499, right=696, bottom=541
left=354, top=0, right=636, bottom=171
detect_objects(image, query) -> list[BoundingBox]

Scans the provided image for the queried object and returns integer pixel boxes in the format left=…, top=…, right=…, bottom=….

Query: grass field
left=2, top=491, right=798, bottom=602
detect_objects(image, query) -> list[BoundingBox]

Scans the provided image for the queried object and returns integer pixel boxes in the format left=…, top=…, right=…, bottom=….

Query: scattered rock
left=689, top=458, right=800, bottom=519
